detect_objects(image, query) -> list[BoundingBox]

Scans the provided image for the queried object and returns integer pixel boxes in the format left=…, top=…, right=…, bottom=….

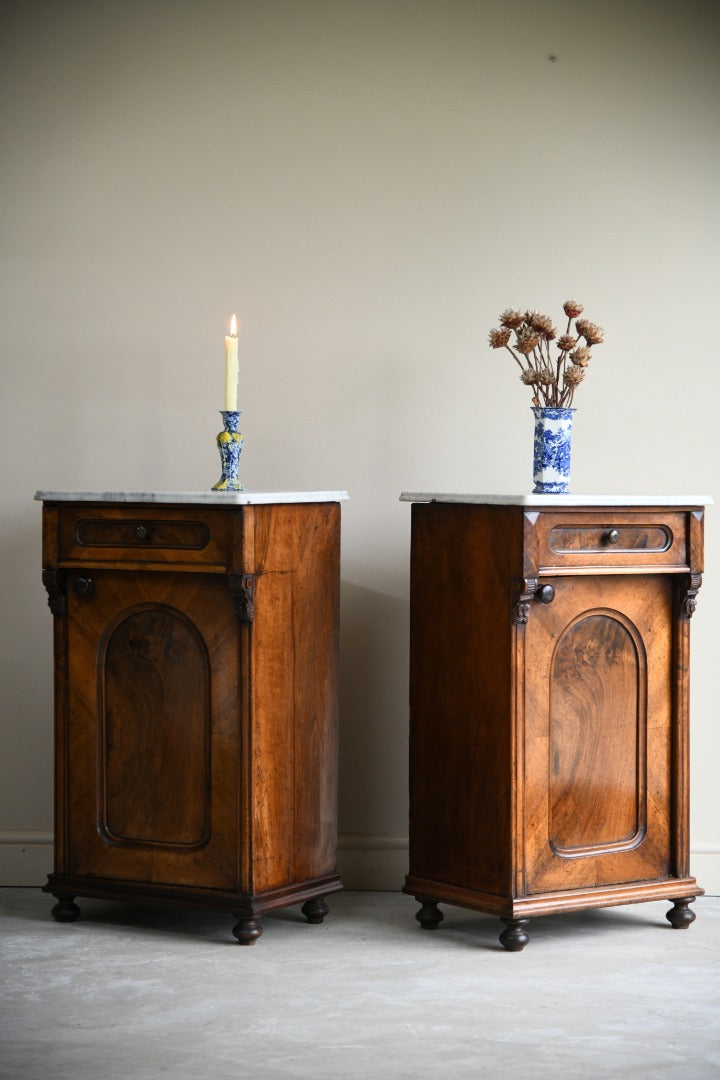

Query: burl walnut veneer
left=400, top=494, right=710, bottom=951
left=38, top=491, right=347, bottom=943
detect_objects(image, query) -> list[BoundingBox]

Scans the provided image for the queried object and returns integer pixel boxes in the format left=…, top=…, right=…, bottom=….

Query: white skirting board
left=0, top=833, right=410, bottom=890
left=336, top=834, right=409, bottom=891
left=690, top=848, right=720, bottom=900
left=338, top=840, right=718, bottom=897
left=0, top=832, right=54, bottom=886
left=2, top=833, right=719, bottom=895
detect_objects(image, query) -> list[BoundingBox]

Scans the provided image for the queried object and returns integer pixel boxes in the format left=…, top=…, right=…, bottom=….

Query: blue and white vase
left=532, top=406, right=574, bottom=494
left=212, top=410, right=245, bottom=491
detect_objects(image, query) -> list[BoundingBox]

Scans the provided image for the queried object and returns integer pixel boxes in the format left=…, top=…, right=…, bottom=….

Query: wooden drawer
left=56, top=505, right=238, bottom=568
left=528, top=510, right=688, bottom=572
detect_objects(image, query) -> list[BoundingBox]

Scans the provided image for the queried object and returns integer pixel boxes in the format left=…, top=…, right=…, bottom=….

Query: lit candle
left=224, top=313, right=239, bottom=411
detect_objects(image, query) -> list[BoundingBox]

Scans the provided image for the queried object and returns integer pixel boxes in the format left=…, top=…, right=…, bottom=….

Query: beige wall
left=1, top=0, right=718, bottom=892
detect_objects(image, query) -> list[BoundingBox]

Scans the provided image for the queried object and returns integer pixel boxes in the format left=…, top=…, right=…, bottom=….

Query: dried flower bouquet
left=488, top=300, right=604, bottom=407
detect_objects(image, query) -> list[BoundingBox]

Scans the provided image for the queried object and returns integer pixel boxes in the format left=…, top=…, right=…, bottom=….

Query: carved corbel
left=512, top=577, right=539, bottom=626
left=680, top=573, right=702, bottom=619
left=229, top=573, right=255, bottom=623
left=42, top=569, right=66, bottom=616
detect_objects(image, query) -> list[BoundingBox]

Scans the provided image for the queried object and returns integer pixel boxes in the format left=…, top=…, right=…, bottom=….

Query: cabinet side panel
left=250, top=504, right=340, bottom=892
left=250, top=572, right=294, bottom=892
left=290, top=506, right=340, bottom=883
left=42, top=506, right=70, bottom=876
left=408, top=504, right=517, bottom=896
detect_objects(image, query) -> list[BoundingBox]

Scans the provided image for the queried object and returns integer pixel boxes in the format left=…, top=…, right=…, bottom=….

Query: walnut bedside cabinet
left=400, top=493, right=710, bottom=951
left=37, top=490, right=347, bottom=944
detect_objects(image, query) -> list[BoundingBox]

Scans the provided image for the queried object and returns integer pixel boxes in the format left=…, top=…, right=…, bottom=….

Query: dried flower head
left=515, top=327, right=542, bottom=354
left=575, top=319, right=604, bottom=345
left=563, top=299, right=584, bottom=318
left=527, top=311, right=557, bottom=339
left=488, top=327, right=512, bottom=348
left=487, top=299, right=604, bottom=406
left=564, top=365, right=586, bottom=387
left=570, top=346, right=591, bottom=367
left=500, top=308, right=525, bottom=329
left=537, top=367, right=557, bottom=386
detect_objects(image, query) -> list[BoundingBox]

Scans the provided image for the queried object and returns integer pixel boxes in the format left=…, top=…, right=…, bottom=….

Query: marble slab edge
left=399, top=492, right=713, bottom=507
left=35, top=490, right=349, bottom=505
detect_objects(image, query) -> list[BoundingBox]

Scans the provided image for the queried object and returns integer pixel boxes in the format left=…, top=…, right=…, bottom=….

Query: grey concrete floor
left=1, top=888, right=718, bottom=1080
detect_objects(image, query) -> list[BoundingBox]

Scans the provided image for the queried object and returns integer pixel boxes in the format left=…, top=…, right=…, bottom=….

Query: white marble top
left=400, top=493, right=713, bottom=507
left=35, top=490, right=349, bottom=505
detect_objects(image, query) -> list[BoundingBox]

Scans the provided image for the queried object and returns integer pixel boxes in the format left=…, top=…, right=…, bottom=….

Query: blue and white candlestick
left=212, top=410, right=245, bottom=491
left=532, top=406, right=575, bottom=494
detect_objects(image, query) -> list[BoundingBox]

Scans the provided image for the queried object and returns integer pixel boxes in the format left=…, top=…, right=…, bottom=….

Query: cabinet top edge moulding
left=35, top=490, right=349, bottom=505
left=399, top=492, right=712, bottom=507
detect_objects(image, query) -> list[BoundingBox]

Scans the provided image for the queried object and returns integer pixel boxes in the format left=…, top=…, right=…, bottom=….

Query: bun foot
left=232, top=917, right=263, bottom=945
left=666, top=897, right=697, bottom=929
left=415, top=897, right=444, bottom=930
left=499, top=917, right=530, bottom=951
left=302, top=897, right=329, bottom=924
left=51, top=897, right=80, bottom=923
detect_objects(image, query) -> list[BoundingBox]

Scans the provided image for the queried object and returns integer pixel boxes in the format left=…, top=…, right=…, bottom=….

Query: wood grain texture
left=404, top=873, right=704, bottom=919
left=407, top=503, right=523, bottom=897
left=249, top=503, right=341, bottom=893
left=56, top=504, right=234, bottom=569
left=250, top=569, right=295, bottom=892
left=524, top=575, right=671, bottom=894
left=548, top=612, right=643, bottom=853
left=403, top=501, right=704, bottom=943
left=529, top=510, right=688, bottom=572
left=41, top=499, right=342, bottom=939
left=101, top=605, right=211, bottom=846
left=63, top=569, right=240, bottom=890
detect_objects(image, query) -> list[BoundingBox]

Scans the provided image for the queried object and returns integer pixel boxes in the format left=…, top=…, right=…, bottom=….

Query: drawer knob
left=72, top=576, right=94, bottom=597
left=606, top=529, right=620, bottom=546
left=134, top=524, right=150, bottom=541
left=535, top=584, right=555, bottom=605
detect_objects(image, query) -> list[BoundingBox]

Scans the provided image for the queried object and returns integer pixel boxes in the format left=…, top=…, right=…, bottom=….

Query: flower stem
left=504, top=344, right=526, bottom=371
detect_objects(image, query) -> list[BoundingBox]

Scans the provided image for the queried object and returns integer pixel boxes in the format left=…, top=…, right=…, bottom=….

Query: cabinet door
left=523, top=574, right=674, bottom=894
left=63, top=568, right=242, bottom=890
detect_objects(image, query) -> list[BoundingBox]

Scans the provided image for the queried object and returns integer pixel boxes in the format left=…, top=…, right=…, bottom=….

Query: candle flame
left=230, top=313, right=238, bottom=337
